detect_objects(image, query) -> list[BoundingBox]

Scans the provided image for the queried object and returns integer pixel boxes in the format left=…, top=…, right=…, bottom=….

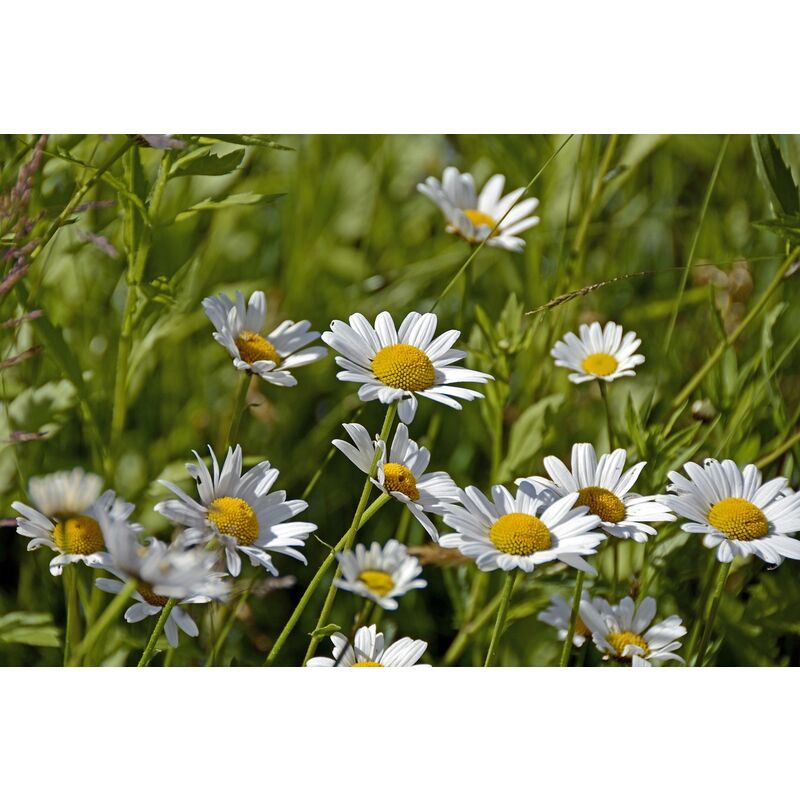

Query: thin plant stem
left=265, top=493, right=391, bottom=666
left=138, top=598, right=179, bottom=667
left=220, top=372, right=250, bottom=452
left=684, top=554, right=717, bottom=661
left=756, top=427, right=800, bottom=469
left=68, top=578, right=137, bottom=666
left=62, top=564, right=81, bottom=666
left=441, top=581, right=505, bottom=666
left=598, top=381, right=617, bottom=449
left=693, top=560, right=732, bottom=666
left=205, top=575, right=259, bottom=666
left=559, top=570, right=586, bottom=667
left=484, top=571, right=518, bottom=667
left=301, top=404, right=397, bottom=664
left=612, top=541, right=619, bottom=597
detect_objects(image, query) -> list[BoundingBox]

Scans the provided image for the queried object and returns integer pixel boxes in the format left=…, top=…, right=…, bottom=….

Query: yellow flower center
left=138, top=582, right=169, bottom=607
left=489, top=512, right=552, bottom=556
left=581, top=352, right=618, bottom=376
left=207, top=496, right=259, bottom=545
left=463, top=208, right=499, bottom=234
left=52, top=515, right=105, bottom=555
left=351, top=661, right=384, bottom=667
left=371, top=343, right=435, bottom=391
left=606, top=631, right=649, bottom=659
left=576, top=486, right=626, bottom=523
left=358, top=570, right=395, bottom=597
left=235, top=331, right=281, bottom=365
left=383, top=462, right=420, bottom=501
left=707, top=497, right=769, bottom=541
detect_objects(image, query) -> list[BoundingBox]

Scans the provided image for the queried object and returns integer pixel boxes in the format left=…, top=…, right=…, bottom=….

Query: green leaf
left=753, top=214, right=800, bottom=244
left=497, top=394, right=563, bottom=482
left=310, top=624, right=341, bottom=638
left=171, top=192, right=284, bottom=223
left=751, top=134, right=800, bottom=216
left=0, top=611, right=61, bottom=648
left=170, top=147, right=245, bottom=177
left=201, top=134, right=293, bottom=151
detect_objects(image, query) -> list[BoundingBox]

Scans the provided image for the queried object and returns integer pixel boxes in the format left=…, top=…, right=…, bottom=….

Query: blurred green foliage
left=1, top=133, right=799, bottom=666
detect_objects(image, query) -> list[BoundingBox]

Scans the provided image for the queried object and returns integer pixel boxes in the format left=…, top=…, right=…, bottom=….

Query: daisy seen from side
left=307, top=624, right=429, bottom=667
left=551, top=321, right=644, bottom=384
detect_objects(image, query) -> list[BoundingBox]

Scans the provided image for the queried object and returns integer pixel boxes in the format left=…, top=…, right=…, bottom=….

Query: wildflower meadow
left=2, top=133, right=800, bottom=667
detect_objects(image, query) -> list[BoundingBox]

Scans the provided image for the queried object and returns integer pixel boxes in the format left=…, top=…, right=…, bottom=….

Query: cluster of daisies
left=10, top=167, right=800, bottom=667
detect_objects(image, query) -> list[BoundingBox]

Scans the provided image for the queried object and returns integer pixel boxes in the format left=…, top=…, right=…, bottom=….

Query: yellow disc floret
left=577, top=486, right=626, bottom=523
left=52, top=515, right=104, bottom=555
left=351, top=661, right=384, bottom=667
left=137, top=582, right=169, bottom=607
left=208, top=496, right=259, bottom=546
left=383, top=462, right=420, bottom=501
left=606, top=631, right=649, bottom=659
left=489, top=512, right=552, bottom=556
left=464, top=208, right=499, bottom=234
left=358, top=570, right=395, bottom=597
left=581, top=352, right=618, bottom=377
left=372, top=344, right=435, bottom=391
left=707, top=497, right=769, bottom=541
left=235, top=331, right=281, bottom=366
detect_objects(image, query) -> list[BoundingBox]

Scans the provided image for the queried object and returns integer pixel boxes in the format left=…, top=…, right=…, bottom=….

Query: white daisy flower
left=520, top=443, right=675, bottom=542
left=580, top=596, right=687, bottom=667
left=334, top=539, right=426, bottom=611
left=154, top=445, right=316, bottom=578
left=307, top=624, right=429, bottom=667
left=551, top=321, right=645, bottom=383
left=537, top=591, right=597, bottom=647
left=95, top=513, right=229, bottom=648
left=12, top=467, right=139, bottom=576
left=332, top=422, right=458, bottom=541
left=322, top=311, right=492, bottom=424
left=439, top=481, right=605, bottom=574
left=203, top=290, right=327, bottom=387
left=417, top=167, right=540, bottom=252
left=661, top=458, right=800, bottom=565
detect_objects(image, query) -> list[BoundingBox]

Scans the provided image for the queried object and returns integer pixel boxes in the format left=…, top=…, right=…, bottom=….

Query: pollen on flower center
left=138, top=582, right=169, bottom=607
left=464, top=208, right=499, bottom=234
left=581, top=352, right=618, bottom=376
left=489, top=512, right=552, bottom=556
left=351, top=661, right=384, bottom=667
left=707, top=497, right=769, bottom=541
left=383, top=462, right=420, bottom=501
left=577, top=486, right=626, bottom=523
left=607, top=631, right=649, bottom=659
left=208, top=496, right=259, bottom=546
left=371, top=344, right=435, bottom=391
left=52, top=515, right=104, bottom=555
left=358, top=570, right=395, bottom=597
left=235, top=330, right=281, bottom=366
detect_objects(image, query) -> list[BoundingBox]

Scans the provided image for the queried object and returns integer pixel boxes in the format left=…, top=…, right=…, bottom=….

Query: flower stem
left=220, top=372, right=251, bottom=452
left=62, top=564, right=81, bottom=666
left=484, top=571, right=519, bottom=666
left=598, top=380, right=617, bottom=449
left=264, top=493, right=391, bottom=665
left=138, top=598, right=179, bottom=667
left=693, top=560, right=732, bottom=666
left=559, top=570, right=586, bottom=667
left=205, top=575, right=259, bottom=666
left=68, top=578, right=137, bottom=666
left=441, top=580, right=505, bottom=666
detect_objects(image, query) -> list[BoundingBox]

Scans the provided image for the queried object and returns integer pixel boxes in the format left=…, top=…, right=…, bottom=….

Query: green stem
left=69, top=578, right=137, bottom=666
left=62, top=564, right=81, bottom=666
left=205, top=576, right=259, bottom=666
left=598, top=381, right=617, bottom=449
left=441, top=580, right=505, bottom=666
left=265, top=492, right=391, bottom=666
left=484, top=571, right=518, bottom=667
left=559, top=570, right=586, bottom=667
left=693, top=560, right=732, bottom=666
left=220, top=372, right=250, bottom=451
left=301, top=404, right=397, bottom=664
left=137, top=598, right=179, bottom=667
left=756, top=427, right=800, bottom=469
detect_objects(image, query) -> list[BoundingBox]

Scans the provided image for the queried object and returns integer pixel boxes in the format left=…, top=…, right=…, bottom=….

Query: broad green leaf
left=170, top=147, right=245, bottom=178
left=751, top=134, right=800, bottom=216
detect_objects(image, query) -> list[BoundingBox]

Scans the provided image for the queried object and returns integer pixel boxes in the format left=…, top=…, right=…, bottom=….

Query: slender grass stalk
left=484, top=571, right=519, bottom=667
left=598, top=381, right=617, bottom=449
left=220, top=372, right=250, bottom=452
left=684, top=554, right=717, bottom=661
left=137, top=598, right=179, bottom=667
left=756, top=427, right=800, bottom=469
left=559, top=570, right=586, bottom=667
left=62, top=564, right=81, bottom=666
left=68, top=578, right=137, bottom=666
left=693, top=560, right=732, bottom=666
left=441, top=580, right=505, bottom=666
left=265, top=493, right=392, bottom=666
left=205, top=575, right=259, bottom=667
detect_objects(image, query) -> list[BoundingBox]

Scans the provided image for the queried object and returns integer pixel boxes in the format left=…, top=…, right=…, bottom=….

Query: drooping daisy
left=334, top=539, right=426, bottom=611
left=12, top=467, right=139, bottom=576
left=307, top=624, right=429, bottom=667
left=332, top=422, right=458, bottom=541
left=580, top=596, right=686, bottom=667
left=537, top=591, right=597, bottom=647
left=521, top=443, right=675, bottom=542
left=203, top=290, right=327, bottom=387
left=662, top=458, right=800, bottom=565
left=322, top=311, right=492, bottom=423
left=551, top=321, right=645, bottom=384
left=439, top=481, right=605, bottom=573
left=417, top=167, right=540, bottom=252
left=94, top=513, right=229, bottom=647
left=154, top=445, right=316, bottom=577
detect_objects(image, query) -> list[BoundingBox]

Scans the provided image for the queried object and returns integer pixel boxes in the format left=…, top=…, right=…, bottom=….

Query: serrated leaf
left=170, top=147, right=245, bottom=177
